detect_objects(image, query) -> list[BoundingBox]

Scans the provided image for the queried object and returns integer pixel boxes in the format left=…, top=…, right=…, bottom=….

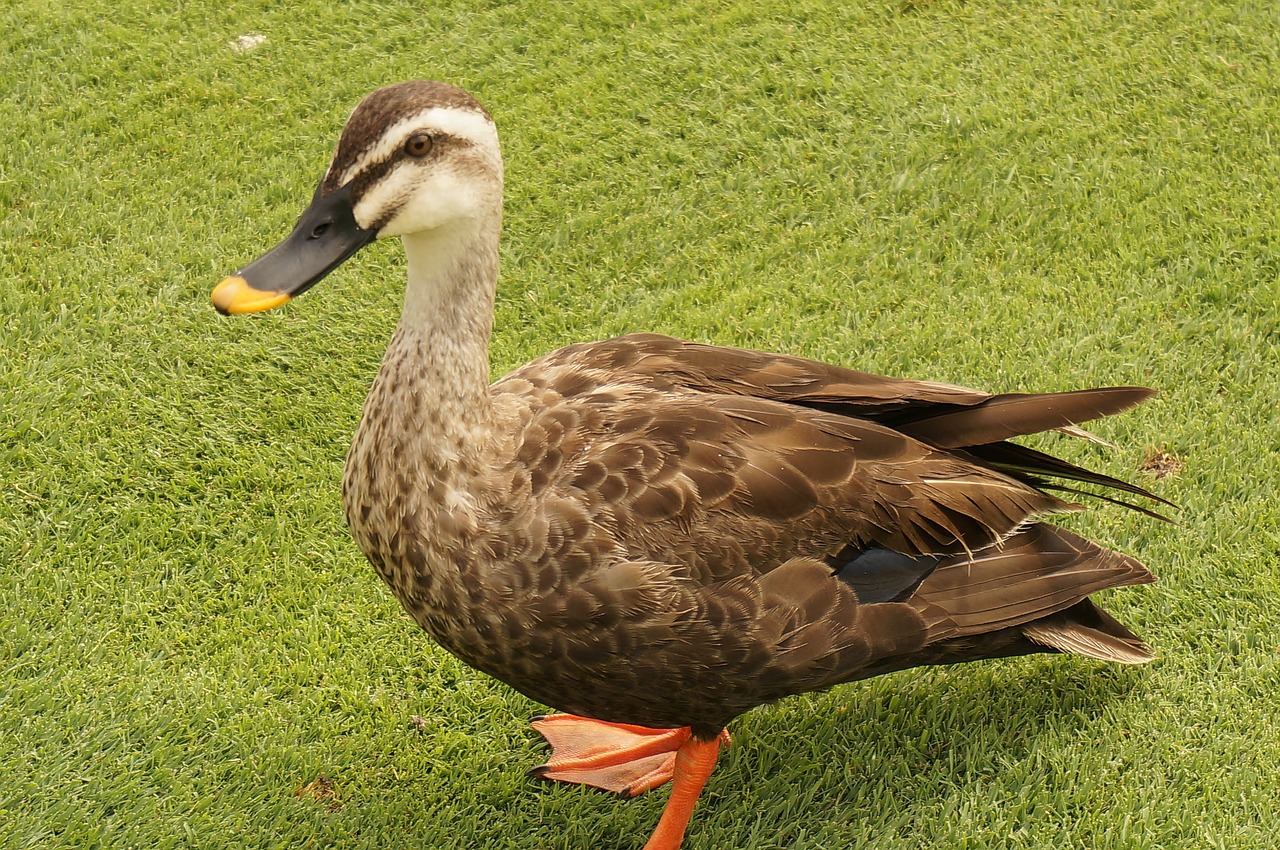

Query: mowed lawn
left=3, top=0, right=1279, bottom=847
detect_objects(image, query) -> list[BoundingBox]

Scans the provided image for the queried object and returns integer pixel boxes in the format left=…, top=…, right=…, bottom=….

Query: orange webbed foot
left=529, top=714, right=693, bottom=797
left=530, top=714, right=730, bottom=849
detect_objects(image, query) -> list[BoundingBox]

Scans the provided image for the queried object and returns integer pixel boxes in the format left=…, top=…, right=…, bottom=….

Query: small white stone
left=229, top=33, right=268, bottom=53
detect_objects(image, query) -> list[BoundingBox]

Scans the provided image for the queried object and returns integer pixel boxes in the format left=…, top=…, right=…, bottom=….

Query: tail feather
left=898, top=387, right=1155, bottom=449
left=1036, top=482, right=1176, bottom=525
left=1022, top=599, right=1154, bottom=664
left=966, top=441, right=1172, bottom=508
left=909, top=524, right=1155, bottom=647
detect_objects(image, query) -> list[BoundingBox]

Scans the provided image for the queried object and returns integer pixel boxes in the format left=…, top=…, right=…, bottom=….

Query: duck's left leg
left=638, top=731, right=725, bottom=850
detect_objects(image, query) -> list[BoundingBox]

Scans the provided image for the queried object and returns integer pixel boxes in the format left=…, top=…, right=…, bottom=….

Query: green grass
left=3, top=0, right=1279, bottom=847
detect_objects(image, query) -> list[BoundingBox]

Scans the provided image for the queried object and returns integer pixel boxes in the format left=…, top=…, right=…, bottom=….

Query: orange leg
left=640, top=733, right=725, bottom=850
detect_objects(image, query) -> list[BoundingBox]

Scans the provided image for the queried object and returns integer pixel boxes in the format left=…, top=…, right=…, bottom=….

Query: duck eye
left=404, top=134, right=433, bottom=157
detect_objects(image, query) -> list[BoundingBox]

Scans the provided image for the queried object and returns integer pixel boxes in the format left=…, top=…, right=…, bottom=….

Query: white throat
left=388, top=220, right=501, bottom=440
left=399, top=214, right=499, bottom=335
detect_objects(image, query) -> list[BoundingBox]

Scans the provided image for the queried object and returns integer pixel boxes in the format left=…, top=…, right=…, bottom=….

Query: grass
left=2, top=0, right=1279, bottom=847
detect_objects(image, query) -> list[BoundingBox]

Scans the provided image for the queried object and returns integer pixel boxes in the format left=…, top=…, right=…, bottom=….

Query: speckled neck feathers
left=360, top=221, right=500, bottom=464
left=333, top=81, right=505, bottom=609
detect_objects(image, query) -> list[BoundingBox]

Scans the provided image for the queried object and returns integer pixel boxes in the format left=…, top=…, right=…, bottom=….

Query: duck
left=211, top=81, right=1164, bottom=850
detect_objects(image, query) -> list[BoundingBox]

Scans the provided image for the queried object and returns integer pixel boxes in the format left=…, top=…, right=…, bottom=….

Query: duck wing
left=495, top=384, right=1077, bottom=586
left=508, top=332, right=1166, bottom=511
left=487, top=337, right=1157, bottom=729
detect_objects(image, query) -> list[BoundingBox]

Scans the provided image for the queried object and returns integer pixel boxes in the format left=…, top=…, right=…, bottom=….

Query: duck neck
left=400, top=221, right=498, bottom=432
left=353, top=220, right=499, bottom=488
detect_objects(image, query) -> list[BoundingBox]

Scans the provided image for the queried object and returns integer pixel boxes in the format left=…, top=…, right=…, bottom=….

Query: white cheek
left=364, top=170, right=486, bottom=238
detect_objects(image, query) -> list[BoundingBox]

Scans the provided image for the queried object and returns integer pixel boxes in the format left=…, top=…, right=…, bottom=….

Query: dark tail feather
left=910, top=524, right=1155, bottom=643
left=1036, top=482, right=1176, bottom=525
left=1022, top=598, right=1154, bottom=664
left=966, top=441, right=1171, bottom=506
left=898, top=387, right=1155, bottom=449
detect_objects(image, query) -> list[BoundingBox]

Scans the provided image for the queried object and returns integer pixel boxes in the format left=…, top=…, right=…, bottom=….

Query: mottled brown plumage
left=214, top=81, right=1163, bottom=850
left=343, top=330, right=1157, bottom=736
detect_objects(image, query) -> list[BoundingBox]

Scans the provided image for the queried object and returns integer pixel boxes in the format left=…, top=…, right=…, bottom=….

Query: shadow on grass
left=701, top=657, right=1149, bottom=846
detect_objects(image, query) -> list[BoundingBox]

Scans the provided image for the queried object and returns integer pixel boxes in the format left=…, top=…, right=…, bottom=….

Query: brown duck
left=212, top=81, right=1163, bottom=849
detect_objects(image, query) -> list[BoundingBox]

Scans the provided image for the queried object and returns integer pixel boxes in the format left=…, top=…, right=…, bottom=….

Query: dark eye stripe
left=339, top=154, right=401, bottom=199
left=322, top=133, right=483, bottom=233
left=324, top=132, right=476, bottom=195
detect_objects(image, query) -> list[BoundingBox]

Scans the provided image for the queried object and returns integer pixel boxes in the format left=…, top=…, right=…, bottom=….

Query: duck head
left=212, top=81, right=502, bottom=315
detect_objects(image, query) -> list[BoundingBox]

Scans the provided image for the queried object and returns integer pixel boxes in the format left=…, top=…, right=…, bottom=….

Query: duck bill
left=211, top=183, right=376, bottom=315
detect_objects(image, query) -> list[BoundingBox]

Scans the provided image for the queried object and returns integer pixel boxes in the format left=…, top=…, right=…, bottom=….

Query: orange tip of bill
left=211, top=275, right=292, bottom=315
